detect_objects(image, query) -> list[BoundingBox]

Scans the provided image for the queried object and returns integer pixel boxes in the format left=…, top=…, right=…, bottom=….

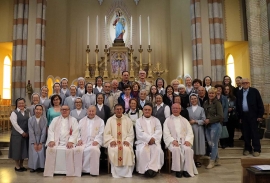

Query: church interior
left=0, top=0, right=270, bottom=182
left=1, top=0, right=269, bottom=104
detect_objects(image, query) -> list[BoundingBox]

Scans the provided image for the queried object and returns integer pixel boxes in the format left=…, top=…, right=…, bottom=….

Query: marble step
left=219, top=146, right=270, bottom=155
left=201, top=153, right=270, bottom=165
left=0, top=147, right=9, bottom=155
left=233, top=139, right=270, bottom=147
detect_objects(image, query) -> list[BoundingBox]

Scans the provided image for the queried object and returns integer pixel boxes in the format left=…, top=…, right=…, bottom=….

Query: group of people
left=8, top=70, right=264, bottom=179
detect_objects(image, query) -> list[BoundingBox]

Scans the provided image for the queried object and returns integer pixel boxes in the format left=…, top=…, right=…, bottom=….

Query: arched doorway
left=226, top=54, right=235, bottom=86
left=2, top=56, right=11, bottom=100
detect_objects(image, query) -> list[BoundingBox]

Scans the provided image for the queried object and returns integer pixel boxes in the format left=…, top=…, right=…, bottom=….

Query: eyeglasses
left=61, top=109, right=70, bottom=111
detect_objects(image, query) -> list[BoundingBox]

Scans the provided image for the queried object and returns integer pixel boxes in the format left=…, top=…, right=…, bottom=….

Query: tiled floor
left=0, top=131, right=261, bottom=183
left=0, top=163, right=242, bottom=183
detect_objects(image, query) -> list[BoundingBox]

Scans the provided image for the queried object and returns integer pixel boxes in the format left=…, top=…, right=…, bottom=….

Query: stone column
left=34, top=0, right=47, bottom=91
left=208, top=0, right=225, bottom=84
left=190, top=0, right=204, bottom=79
left=246, top=0, right=270, bottom=103
left=12, top=0, right=29, bottom=104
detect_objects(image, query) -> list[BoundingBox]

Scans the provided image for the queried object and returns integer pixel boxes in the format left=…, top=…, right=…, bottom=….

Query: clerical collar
left=130, top=110, right=136, bottom=115
left=61, top=115, right=69, bottom=119
left=116, top=115, right=123, bottom=119
left=172, top=114, right=180, bottom=118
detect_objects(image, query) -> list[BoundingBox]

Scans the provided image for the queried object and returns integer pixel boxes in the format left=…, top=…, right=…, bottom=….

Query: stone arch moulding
left=98, top=0, right=140, bottom=5
left=46, top=75, right=55, bottom=83
left=46, top=75, right=55, bottom=96
left=71, top=79, right=78, bottom=86
left=54, top=76, right=61, bottom=83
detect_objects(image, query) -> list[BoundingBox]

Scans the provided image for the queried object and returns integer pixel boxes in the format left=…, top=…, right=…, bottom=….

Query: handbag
left=220, top=126, right=229, bottom=139
left=228, top=112, right=238, bottom=121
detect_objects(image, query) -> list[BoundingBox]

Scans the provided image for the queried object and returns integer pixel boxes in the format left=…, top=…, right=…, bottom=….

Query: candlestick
left=147, top=45, right=153, bottom=78
left=148, top=16, right=150, bottom=45
left=139, top=15, right=141, bottom=45
left=87, top=16, right=89, bottom=45
left=130, top=45, right=134, bottom=78
left=138, top=45, right=143, bottom=71
left=96, top=15, right=98, bottom=46
left=130, top=16, right=133, bottom=45
left=105, top=16, right=107, bottom=45
left=95, top=45, right=99, bottom=77
left=85, top=45, right=90, bottom=78
left=103, top=45, right=109, bottom=78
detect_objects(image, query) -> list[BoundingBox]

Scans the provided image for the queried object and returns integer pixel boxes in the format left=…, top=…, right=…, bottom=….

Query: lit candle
left=105, top=16, right=107, bottom=45
left=96, top=15, right=98, bottom=46
left=131, top=16, right=132, bottom=45
left=87, top=16, right=89, bottom=45
left=139, top=15, right=141, bottom=45
left=148, top=16, right=150, bottom=45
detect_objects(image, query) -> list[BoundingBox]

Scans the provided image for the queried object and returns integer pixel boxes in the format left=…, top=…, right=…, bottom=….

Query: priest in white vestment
left=135, top=104, right=164, bottom=177
left=163, top=103, right=198, bottom=178
left=44, top=105, right=79, bottom=177
left=103, top=104, right=135, bottom=178
left=74, top=105, right=104, bottom=176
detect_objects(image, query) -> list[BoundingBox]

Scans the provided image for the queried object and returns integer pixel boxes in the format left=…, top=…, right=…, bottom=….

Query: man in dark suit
left=173, top=95, right=190, bottom=121
left=138, top=89, right=150, bottom=110
left=234, top=76, right=244, bottom=140
left=118, top=71, right=133, bottom=91
left=237, top=78, right=264, bottom=157
left=198, top=86, right=208, bottom=106
left=234, top=76, right=242, bottom=97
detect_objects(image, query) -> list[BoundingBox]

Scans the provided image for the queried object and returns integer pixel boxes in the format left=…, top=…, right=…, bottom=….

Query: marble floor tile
left=0, top=163, right=243, bottom=183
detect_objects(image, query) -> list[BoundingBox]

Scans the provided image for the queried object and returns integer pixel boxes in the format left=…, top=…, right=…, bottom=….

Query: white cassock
left=135, top=116, right=164, bottom=174
left=163, top=115, right=198, bottom=177
left=103, top=115, right=135, bottom=178
left=74, top=115, right=104, bottom=176
left=43, top=115, right=79, bottom=177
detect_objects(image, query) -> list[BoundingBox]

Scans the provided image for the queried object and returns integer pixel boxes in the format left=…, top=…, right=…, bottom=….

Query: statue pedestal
left=113, top=39, right=125, bottom=47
